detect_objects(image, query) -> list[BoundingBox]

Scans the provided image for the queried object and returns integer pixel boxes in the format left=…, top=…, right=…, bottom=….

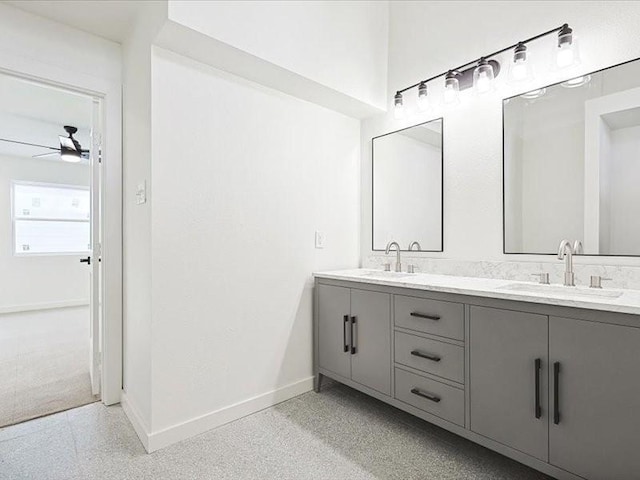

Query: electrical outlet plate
left=315, top=231, right=326, bottom=249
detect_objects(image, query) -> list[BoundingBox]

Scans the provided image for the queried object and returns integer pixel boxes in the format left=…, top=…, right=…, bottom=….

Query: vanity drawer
left=395, top=368, right=464, bottom=426
left=394, top=295, right=464, bottom=340
left=394, top=331, right=464, bottom=383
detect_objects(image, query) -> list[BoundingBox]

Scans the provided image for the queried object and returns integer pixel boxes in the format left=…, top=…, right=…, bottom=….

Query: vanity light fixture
left=561, top=74, right=591, bottom=88
left=556, top=24, right=580, bottom=69
left=393, top=92, right=404, bottom=119
left=417, top=81, right=430, bottom=111
left=473, top=57, right=496, bottom=94
left=443, top=71, right=460, bottom=105
left=509, top=42, right=534, bottom=83
left=393, top=23, right=577, bottom=115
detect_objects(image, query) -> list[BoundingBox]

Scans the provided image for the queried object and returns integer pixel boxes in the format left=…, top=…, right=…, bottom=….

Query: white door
left=88, top=99, right=102, bottom=396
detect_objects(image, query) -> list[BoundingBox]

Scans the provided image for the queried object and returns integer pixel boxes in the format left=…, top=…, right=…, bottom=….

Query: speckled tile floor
left=0, top=381, right=554, bottom=480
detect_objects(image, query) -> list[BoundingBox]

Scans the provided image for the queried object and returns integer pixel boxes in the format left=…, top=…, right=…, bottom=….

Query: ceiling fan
left=0, top=125, right=89, bottom=163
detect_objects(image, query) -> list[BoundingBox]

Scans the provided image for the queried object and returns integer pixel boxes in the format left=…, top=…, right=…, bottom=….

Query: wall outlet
left=315, top=231, right=326, bottom=249
left=136, top=181, right=147, bottom=205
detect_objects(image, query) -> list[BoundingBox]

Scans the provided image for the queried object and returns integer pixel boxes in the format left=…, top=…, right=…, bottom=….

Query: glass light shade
left=508, top=44, right=534, bottom=83
left=417, top=82, right=430, bottom=111
left=561, top=75, right=591, bottom=88
left=555, top=25, right=580, bottom=69
left=443, top=72, right=460, bottom=105
left=473, top=58, right=495, bottom=95
left=393, top=92, right=404, bottom=119
left=60, top=147, right=81, bottom=163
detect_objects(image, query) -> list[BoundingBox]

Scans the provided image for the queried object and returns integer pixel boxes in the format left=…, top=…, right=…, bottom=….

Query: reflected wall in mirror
left=372, top=118, right=443, bottom=251
left=504, top=58, right=640, bottom=256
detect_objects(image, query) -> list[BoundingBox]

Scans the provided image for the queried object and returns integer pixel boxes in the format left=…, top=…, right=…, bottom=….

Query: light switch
left=315, top=231, right=326, bottom=249
left=136, top=181, right=147, bottom=205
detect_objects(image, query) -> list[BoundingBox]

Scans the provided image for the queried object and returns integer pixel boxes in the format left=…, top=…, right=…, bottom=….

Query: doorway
left=0, top=72, right=103, bottom=426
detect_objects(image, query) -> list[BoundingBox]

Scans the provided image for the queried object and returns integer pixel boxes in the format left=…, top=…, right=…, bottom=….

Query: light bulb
left=393, top=92, right=404, bottom=119
left=555, top=24, right=579, bottom=69
left=443, top=71, right=460, bottom=105
left=417, top=81, right=429, bottom=111
left=509, top=42, right=534, bottom=83
left=473, top=58, right=495, bottom=95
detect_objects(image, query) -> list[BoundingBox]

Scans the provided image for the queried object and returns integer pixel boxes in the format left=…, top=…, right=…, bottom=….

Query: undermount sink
left=498, top=282, right=622, bottom=299
left=360, top=270, right=416, bottom=279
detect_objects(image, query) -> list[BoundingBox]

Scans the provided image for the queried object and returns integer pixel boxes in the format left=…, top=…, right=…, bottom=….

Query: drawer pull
left=534, top=358, right=542, bottom=419
left=410, top=312, right=441, bottom=321
left=410, top=350, right=441, bottom=362
left=350, top=316, right=357, bottom=355
left=410, top=387, right=441, bottom=403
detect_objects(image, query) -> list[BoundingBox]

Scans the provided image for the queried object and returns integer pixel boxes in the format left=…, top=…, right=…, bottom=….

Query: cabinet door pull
left=410, top=387, right=441, bottom=403
left=553, top=361, right=561, bottom=425
left=350, top=316, right=357, bottom=355
left=343, top=315, right=349, bottom=353
left=410, top=312, right=441, bottom=321
left=534, top=358, right=542, bottom=419
left=410, top=350, right=441, bottom=362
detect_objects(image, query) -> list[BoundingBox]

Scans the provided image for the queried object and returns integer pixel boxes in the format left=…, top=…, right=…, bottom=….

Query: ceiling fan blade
left=0, top=138, right=58, bottom=150
left=59, top=136, right=77, bottom=151
left=32, top=151, right=61, bottom=158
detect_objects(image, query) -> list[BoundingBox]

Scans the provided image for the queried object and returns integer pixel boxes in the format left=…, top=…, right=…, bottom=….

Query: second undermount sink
left=360, top=270, right=416, bottom=279
left=498, top=282, right=622, bottom=299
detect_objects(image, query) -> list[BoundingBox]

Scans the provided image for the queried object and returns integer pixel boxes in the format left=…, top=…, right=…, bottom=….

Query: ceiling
left=3, top=0, right=144, bottom=43
left=0, top=72, right=92, bottom=160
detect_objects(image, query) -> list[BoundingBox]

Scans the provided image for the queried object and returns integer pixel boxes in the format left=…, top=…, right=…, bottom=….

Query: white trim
left=125, top=377, right=314, bottom=453
left=121, top=391, right=151, bottom=452
left=0, top=299, right=89, bottom=315
left=0, top=48, right=122, bottom=406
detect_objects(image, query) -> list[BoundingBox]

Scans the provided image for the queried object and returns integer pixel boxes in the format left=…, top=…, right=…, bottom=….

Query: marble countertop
left=314, top=268, right=640, bottom=316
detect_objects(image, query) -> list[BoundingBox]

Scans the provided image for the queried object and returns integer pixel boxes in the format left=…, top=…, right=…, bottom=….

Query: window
left=12, top=182, right=90, bottom=255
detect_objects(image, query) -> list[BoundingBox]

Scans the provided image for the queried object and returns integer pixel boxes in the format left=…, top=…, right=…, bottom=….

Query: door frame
left=0, top=52, right=123, bottom=405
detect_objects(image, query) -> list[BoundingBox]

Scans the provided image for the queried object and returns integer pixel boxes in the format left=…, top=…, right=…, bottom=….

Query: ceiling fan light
left=60, top=146, right=81, bottom=163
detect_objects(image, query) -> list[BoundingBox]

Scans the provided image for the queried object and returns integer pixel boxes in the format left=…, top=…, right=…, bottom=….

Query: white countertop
left=314, top=268, right=640, bottom=316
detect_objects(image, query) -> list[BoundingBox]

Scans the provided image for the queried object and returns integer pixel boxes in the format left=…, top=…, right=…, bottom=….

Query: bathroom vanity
left=313, top=269, right=640, bottom=480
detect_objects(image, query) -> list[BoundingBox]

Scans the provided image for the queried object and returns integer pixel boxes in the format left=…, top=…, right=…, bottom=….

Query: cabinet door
left=350, top=289, right=391, bottom=395
left=550, top=317, right=640, bottom=480
left=470, top=306, right=549, bottom=461
left=317, top=284, right=351, bottom=379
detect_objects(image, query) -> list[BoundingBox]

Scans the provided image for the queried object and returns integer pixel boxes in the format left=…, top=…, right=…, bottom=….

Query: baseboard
left=121, top=391, right=151, bottom=452
left=0, top=299, right=89, bottom=315
left=146, top=376, right=314, bottom=452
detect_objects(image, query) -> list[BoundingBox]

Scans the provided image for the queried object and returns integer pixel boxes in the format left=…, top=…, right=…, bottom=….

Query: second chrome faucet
left=557, top=239, right=583, bottom=286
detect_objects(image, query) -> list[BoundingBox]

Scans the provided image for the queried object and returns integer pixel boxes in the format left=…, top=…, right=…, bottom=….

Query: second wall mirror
left=504, top=58, right=640, bottom=256
left=372, top=118, right=443, bottom=252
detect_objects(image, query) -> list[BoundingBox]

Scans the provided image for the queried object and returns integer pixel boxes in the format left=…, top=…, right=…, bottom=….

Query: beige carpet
left=0, top=306, right=98, bottom=427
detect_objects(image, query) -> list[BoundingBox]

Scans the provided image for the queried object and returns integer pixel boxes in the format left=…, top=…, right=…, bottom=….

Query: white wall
left=363, top=1, right=640, bottom=270
left=149, top=47, right=360, bottom=436
left=166, top=0, right=389, bottom=110
left=0, top=155, right=89, bottom=310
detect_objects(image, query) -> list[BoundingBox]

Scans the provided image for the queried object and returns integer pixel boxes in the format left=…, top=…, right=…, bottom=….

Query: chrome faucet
left=558, top=239, right=582, bottom=286
left=407, top=241, right=421, bottom=273
left=385, top=241, right=402, bottom=272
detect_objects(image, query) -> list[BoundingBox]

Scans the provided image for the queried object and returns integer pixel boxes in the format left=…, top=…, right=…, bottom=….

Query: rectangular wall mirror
left=504, top=58, right=640, bottom=256
left=372, top=119, right=443, bottom=252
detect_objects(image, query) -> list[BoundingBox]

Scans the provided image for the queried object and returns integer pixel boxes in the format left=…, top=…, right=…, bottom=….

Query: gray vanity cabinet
left=549, top=316, right=640, bottom=480
left=317, top=284, right=391, bottom=395
left=318, top=284, right=351, bottom=379
left=469, top=306, right=549, bottom=462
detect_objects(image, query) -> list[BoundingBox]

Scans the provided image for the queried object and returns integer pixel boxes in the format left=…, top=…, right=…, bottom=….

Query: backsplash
left=363, top=255, right=640, bottom=291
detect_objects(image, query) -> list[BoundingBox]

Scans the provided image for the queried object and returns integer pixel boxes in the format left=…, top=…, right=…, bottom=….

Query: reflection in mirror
left=373, top=119, right=443, bottom=251
left=504, top=58, right=640, bottom=256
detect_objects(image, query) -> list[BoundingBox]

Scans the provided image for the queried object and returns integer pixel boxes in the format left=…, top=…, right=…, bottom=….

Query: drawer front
left=394, top=295, right=464, bottom=340
left=395, top=368, right=465, bottom=426
left=394, top=331, right=464, bottom=383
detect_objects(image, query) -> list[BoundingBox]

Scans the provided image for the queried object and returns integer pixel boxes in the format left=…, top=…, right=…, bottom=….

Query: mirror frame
left=502, top=56, right=640, bottom=257
left=372, top=118, right=444, bottom=252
